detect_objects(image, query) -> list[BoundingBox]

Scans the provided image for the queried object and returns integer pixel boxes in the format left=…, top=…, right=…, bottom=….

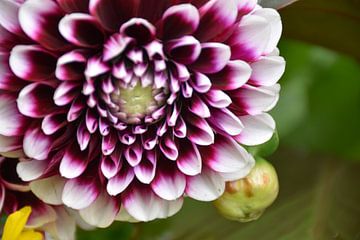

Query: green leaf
left=280, top=0, right=360, bottom=59
left=259, top=0, right=299, bottom=9
left=134, top=150, right=360, bottom=240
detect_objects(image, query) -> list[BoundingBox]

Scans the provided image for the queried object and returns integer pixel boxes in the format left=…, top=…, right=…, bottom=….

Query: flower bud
left=214, top=158, right=279, bottom=222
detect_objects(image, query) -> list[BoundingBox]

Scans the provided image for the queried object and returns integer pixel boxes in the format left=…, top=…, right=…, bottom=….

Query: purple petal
left=19, top=0, right=68, bottom=50
left=62, top=174, right=101, bottom=210
left=0, top=94, right=29, bottom=136
left=124, top=141, right=143, bottom=167
left=56, top=50, right=88, bottom=81
left=209, top=60, right=251, bottom=90
left=229, top=84, right=280, bottom=115
left=60, top=144, right=89, bottom=179
left=165, top=35, right=201, bottom=64
left=188, top=94, right=211, bottom=118
left=159, top=134, right=179, bottom=161
left=151, top=162, right=186, bottom=201
left=23, top=125, right=53, bottom=160
left=89, top=0, right=139, bottom=31
left=204, top=89, right=232, bottom=108
left=77, top=120, right=91, bottom=151
left=162, top=4, right=200, bottom=40
left=208, top=108, right=244, bottom=136
left=134, top=151, right=156, bottom=184
left=195, top=0, right=238, bottom=42
left=9, top=45, right=57, bottom=81
left=57, top=0, right=89, bottom=13
left=0, top=0, right=24, bottom=36
left=201, top=134, right=254, bottom=176
left=120, top=18, right=156, bottom=45
left=226, top=14, right=271, bottom=62
left=53, top=81, right=81, bottom=106
left=190, top=72, right=211, bottom=93
left=0, top=134, right=22, bottom=153
left=0, top=52, right=26, bottom=91
left=17, top=83, right=58, bottom=118
left=42, top=113, right=67, bottom=135
left=107, top=165, right=134, bottom=196
left=101, top=148, right=122, bottom=179
left=102, top=130, right=117, bottom=156
left=191, top=43, right=231, bottom=74
left=103, top=34, right=134, bottom=61
left=185, top=112, right=214, bottom=146
left=177, top=139, right=202, bottom=176
left=59, top=13, right=104, bottom=48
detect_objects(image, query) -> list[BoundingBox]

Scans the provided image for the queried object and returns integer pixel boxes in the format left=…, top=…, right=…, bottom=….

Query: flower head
left=0, top=0, right=285, bottom=224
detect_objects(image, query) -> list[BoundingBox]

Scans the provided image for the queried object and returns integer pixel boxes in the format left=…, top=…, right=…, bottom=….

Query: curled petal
left=0, top=94, right=28, bottom=136
left=162, top=4, right=200, bottom=40
left=23, top=125, right=53, bottom=160
left=59, top=13, right=104, bottom=48
left=226, top=14, right=271, bottom=62
left=57, top=0, right=89, bottom=13
left=165, top=36, right=201, bottom=64
left=191, top=43, right=231, bottom=74
left=107, top=165, right=134, bottom=196
left=17, top=83, right=58, bottom=118
left=230, top=84, right=280, bottom=115
left=9, top=45, right=56, bottom=81
left=234, top=113, right=276, bottom=146
left=56, top=50, right=88, bottom=81
left=177, top=140, right=202, bottom=176
left=42, top=113, right=67, bottom=135
left=62, top=174, right=101, bottom=210
left=134, top=151, right=156, bottom=184
left=151, top=162, right=186, bottom=201
left=201, top=134, right=254, bottom=175
left=60, top=143, right=89, bottom=179
left=195, top=0, right=238, bottom=42
left=19, top=0, right=68, bottom=50
left=208, top=108, right=244, bottom=136
left=209, top=60, right=251, bottom=90
left=120, top=18, right=156, bottom=45
left=0, top=0, right=24, bottom=36
left=89, top=0, right=139, bottom=31
left=185, top=113, right=214, bottom=146
left=16, top=160, right=47, bottom=182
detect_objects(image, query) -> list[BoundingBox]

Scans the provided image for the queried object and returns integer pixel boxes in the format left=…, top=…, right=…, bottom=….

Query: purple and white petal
left=16, top=159, right=47, bottom=181
left=162, top=4, right=200, bottom=40
left=19, top=0, right=68, bottom=50
left=234, top=113, right=276, bottom=146
left=9, top=45, right=56, bottom=81
left=79, top=191, right=120, bottom=228
left=208, top=108, right=244, bottom=136
left=177, top=140, right=202, bottom=176
left=249, top=55, right=285, bottom=86
left=23, top=125, right=53, bottom=160
left=191, top=43, right=231, bottom=74
left=185, top=168, right=225, bottom=201
left=209, top=60, right=251, bottom=90
left=165, top=36, right=201, bottom=64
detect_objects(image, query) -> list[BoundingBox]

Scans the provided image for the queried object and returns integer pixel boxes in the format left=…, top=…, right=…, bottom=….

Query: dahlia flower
left=0, top=0, right=285, bottom=224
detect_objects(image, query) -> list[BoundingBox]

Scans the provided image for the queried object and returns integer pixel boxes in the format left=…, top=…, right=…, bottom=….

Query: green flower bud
left=214, top=158, right=279, bottom=222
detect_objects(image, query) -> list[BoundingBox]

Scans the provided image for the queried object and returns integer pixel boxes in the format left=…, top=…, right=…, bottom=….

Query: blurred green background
left=78, top=0, right=360, bottom=239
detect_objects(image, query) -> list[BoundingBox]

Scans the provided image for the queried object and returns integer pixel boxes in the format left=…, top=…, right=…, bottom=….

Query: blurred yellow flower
left=2, top=206, right=43, bottom=240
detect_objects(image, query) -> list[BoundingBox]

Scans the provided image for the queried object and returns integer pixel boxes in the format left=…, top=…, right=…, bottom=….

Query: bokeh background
left=78, top=0, right=360, bottom=239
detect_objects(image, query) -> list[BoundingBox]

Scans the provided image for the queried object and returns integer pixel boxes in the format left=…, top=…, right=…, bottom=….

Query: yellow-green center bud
left=214, top=158, right=279, bottom=222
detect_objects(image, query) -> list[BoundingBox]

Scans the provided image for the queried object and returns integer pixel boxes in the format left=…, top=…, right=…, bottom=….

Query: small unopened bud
left=214, top=158, right=279, bottom=222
